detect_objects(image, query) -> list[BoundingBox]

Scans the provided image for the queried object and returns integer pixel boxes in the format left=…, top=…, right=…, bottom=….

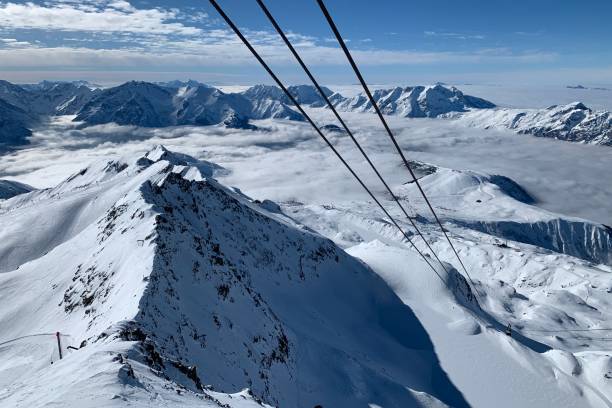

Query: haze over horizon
left=0, top=0, right=611, bottom=86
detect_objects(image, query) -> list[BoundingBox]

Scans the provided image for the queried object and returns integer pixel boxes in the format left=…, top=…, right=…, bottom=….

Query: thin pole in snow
left=56, top=331, right=63, bottom=360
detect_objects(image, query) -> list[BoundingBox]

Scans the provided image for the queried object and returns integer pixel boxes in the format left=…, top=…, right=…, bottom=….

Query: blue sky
left=0, top=0, right=610, bottom=86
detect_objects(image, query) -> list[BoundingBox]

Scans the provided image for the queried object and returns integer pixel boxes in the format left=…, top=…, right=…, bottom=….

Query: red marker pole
left=56, top=331, right=63, bottom=360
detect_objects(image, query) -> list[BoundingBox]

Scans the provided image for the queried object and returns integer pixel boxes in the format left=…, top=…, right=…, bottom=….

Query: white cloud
left=0, top=1, right=202, bottom=35
left=0, top=38, right=33, bottom=47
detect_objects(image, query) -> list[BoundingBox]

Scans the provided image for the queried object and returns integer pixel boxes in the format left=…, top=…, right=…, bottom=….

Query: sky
left=0, top=0, right=611, bottom=86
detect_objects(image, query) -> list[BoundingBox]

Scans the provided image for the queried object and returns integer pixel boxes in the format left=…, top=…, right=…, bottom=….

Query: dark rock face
left=0, top=98, right=34, bottom=149
left=458, top=218, right=612, bottom=265
left=0, top=179, right=35, bottom=199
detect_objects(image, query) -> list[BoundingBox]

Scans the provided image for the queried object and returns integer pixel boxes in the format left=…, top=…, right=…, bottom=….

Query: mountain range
left=0, top=80, right=610, bottom=150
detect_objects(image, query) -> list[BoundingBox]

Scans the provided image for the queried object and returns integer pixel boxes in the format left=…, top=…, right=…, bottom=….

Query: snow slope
left=348, top=241, right=612, bottom=408
left=393, top=166, right=612, bottom=265
left=282, top=166, right=612, bottom=406
left=0, top=146, right=468, bottom=408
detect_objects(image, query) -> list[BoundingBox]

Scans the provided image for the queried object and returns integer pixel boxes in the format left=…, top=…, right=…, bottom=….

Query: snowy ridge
left=0, top=146, right=469, bottom=407
left=331, top=84, right=495, bottom=117
left=0, top=79, right=99, bottom=115
left=241, top=84, right=332, bottom=107
left=75, top=82, right=303, bottom=128
left=75, top=81, right=177, bottom=127
left=457, top=218, right=612, bottom=265
left=393, top=165, right=612, bottom=264
left=460, top=102, right=612, bottom=146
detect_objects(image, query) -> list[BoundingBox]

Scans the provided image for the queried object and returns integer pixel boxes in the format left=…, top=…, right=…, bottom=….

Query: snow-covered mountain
left=241, top=84, right=332, bottom=107
left=75, top=82, right=303, bottom=128
left=0, top=80, right=34, bottom=112
left=239, top=85, right=303, bottom=121
left=0, top=146, right=470, bottom=407
left=174, top=84, right=252, bottom=126
left=75, top=81, right=176, bottom=127
left=331, top=84, right=496, bottom=117
left=0, top=80, right=99, bottom=115
left=30, top=81, right=101, bottom=115
left=0, top=80, right=100, bottom=147
left=460, top=102, right=612, bottom=146
left=239, top=84, right=494, bottom=120
left=287, top=84, right=334, bottom=105
left=155, top=79, right=209, bottom=89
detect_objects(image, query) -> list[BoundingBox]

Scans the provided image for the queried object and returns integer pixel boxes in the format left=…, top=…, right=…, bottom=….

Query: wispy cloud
left=424, top=31, right=485, bottom=40
left=514, top=31, right=544, bottom=36
left=0, top=44, right=558, bottom=69
left=0, top=38, right=33, bottom=47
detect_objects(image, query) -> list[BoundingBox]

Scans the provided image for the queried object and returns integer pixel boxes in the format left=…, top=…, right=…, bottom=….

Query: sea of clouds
left=1, top=109, right=610, bottom=226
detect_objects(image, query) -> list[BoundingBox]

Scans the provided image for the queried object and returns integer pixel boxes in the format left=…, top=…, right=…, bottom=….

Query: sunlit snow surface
left=0, top=106, right=611, bottom=407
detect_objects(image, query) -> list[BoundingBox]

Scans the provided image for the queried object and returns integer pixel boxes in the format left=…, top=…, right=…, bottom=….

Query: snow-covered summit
left=21, top=80, right=99, bottom=91
left=332, top=84, right=496, bottom=117
left=0, top=146, right=468, bottom=407
left=242, top=84, right=286, bottom=101
left=156, top=79, right=210, bottom=89
left=241, top=84, right=332, bottom=106
left=75, top=81, right=176, bottom=127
